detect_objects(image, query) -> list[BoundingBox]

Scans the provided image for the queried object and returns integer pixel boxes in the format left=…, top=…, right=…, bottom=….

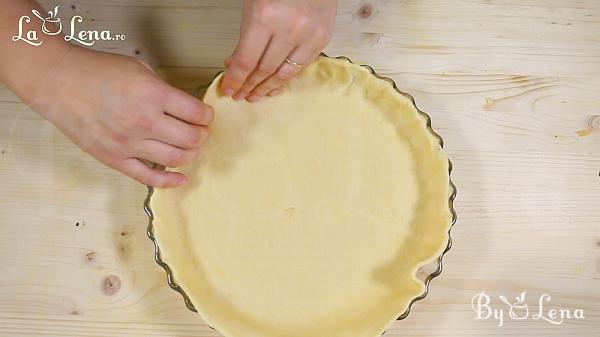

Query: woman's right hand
left=33, top=46, right=214, bottom=188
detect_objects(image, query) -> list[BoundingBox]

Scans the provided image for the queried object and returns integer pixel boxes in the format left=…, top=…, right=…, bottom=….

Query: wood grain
left=1, top=0, right=599, bottom=336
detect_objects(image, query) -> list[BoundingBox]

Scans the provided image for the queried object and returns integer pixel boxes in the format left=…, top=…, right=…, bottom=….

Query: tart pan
left=144, top=54, right=457, bottom=337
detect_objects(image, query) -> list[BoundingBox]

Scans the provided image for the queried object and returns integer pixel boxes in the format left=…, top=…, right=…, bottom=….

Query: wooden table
left=1, top=1, right=599, bottom=336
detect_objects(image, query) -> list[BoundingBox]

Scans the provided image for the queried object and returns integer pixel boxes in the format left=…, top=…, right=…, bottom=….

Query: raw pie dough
left=150, top=57, right=452, bottom=337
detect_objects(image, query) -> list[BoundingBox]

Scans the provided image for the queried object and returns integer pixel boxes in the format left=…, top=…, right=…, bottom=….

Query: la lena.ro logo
left=472, top=291, right=585, bottom=327
left=12, top=5, right=126, bottom=47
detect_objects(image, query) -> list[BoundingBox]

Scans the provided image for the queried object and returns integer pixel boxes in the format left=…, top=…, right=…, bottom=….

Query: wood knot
left=358, top=3, right=373, bottom=19
left=85, top=251, right=96, bottom=263
left=588, top=115, right=599, bottom=130
left=575, top=115, right=598, bottom=138
left=70, top=310, right=80, bottom=315
left=117, top=241, right=132, bottom=261
left=119, top=225, right=134, bottom=237
left=102, top=275, right=121, bottom=296
left=363, top=32, right=383, bottom=47
left=483, top=97, right=496, bottom=110
left=116, top=226, right=134, bottom=262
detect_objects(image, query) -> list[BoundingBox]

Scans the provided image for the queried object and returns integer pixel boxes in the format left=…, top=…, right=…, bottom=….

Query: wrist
left=22, top=42, right=75, bottom=101
left=0, top=1, right=74, bottom=106
left=1, top=39, right=75, bottom=109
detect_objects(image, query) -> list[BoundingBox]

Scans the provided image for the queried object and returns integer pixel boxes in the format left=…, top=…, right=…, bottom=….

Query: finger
left=235, top=36, right=295, bottom=101
left=249, top=44, right=316, bottom=99
left=134, top=139, right=201, bottom=168
left=220, top=24, right=271, bottom=98
left=118, top=157, right=188, bottom=188
left=150, top=113, right=209, bottom=150
left=267, top=82, right=289, bottom=97
left=267, top=88, right=282, bottom=97
left=163, top=86, right=214, bottom=126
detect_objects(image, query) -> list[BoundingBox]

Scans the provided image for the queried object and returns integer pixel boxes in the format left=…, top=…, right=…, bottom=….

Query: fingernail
left=268, top=89, right=281, bottom=97
left=247, top=95, right=263, bottom=102
left=233, top=91, right=247, bottom=101
left=223, top=88, right=234, bottom=97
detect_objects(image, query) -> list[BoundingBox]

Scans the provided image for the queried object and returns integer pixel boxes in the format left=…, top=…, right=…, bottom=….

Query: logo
left=471, top=291, right=585, bottom=327
left=12, top=5, right=126, bottom=47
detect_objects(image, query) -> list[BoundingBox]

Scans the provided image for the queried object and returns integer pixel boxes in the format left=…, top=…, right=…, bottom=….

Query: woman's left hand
left=221, top=0, right=337, bottom=102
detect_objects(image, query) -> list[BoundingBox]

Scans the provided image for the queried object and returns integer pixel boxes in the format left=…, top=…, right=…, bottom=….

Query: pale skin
left=222, top=0, right=337, bottom=102
left=0, top=0, right=337, bottom=187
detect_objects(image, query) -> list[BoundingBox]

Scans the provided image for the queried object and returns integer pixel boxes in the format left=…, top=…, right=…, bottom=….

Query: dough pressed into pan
left=150, top=56, right=452, bottom=337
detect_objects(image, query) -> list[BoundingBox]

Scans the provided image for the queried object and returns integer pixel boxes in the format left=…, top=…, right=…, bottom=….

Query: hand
left=34, top=46, right=214, bottom=188
left=221, top=0, right=337, bottom=102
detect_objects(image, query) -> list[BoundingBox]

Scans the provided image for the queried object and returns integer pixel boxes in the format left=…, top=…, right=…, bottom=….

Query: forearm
left=0, top=0, right=73, bottom=104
